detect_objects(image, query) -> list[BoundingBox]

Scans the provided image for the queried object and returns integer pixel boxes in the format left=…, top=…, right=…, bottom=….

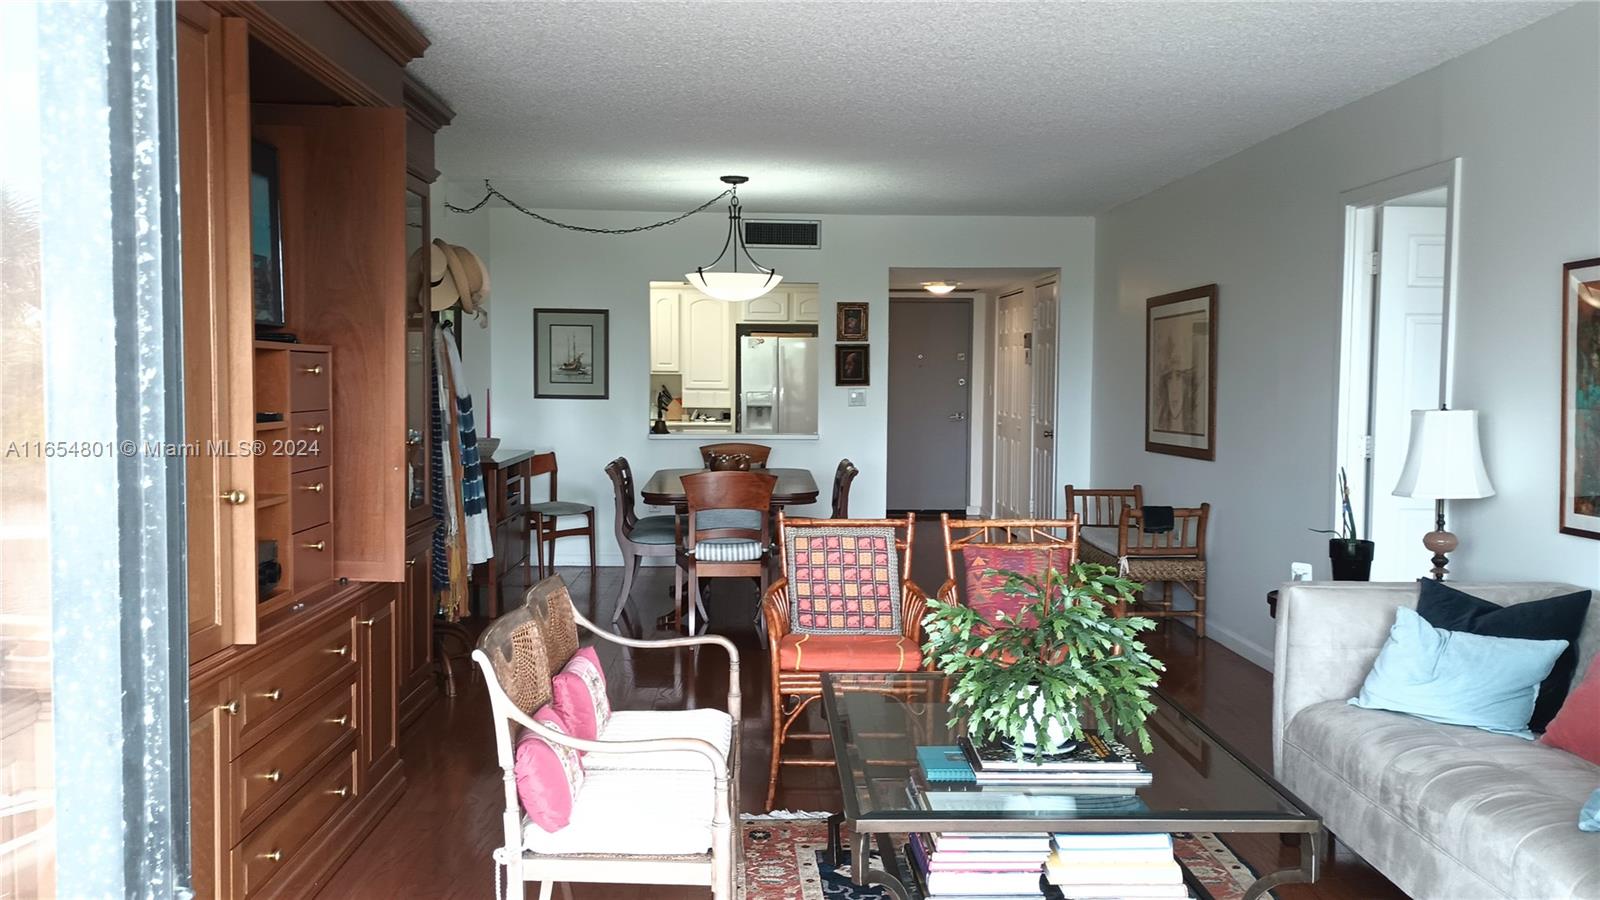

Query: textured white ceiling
left=402, top=1, right=1566, bottom=216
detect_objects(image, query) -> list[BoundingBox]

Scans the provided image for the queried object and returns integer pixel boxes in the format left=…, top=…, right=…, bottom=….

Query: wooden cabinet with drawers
left=177, top=2, right=448, bottom=897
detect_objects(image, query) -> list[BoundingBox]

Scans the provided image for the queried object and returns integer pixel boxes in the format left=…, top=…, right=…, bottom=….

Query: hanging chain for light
left=443, top=179, right=732, bottom=235
left=692, top=175, right=776, bottom=281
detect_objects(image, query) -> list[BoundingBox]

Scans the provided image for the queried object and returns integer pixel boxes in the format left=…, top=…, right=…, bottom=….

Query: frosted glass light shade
left=1393, top=409, right=1496, bottom=500
left=686, top=270, right=782, bottom=303
left=923, top=282, right=957, bottom=295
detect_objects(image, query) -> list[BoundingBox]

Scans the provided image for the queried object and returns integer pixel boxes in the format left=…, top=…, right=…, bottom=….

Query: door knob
left=947, top=412, right=967, bottom=422
left=1043, top=429, right=1055, bottom=438
left=220, top=489, right=248, bottom=505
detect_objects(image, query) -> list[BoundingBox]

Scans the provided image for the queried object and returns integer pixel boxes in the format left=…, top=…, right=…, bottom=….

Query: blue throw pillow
left=1583, top=789, right=1600, bottom=833
left=1350, top=607, right=1569, bottom=739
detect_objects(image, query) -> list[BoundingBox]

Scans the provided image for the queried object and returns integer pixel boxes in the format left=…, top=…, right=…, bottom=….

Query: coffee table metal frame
left=818, top=672, right=1324, bottom=900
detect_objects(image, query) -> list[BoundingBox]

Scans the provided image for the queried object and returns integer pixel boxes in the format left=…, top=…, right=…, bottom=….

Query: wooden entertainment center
left=175, top=3, right=451, bottom=895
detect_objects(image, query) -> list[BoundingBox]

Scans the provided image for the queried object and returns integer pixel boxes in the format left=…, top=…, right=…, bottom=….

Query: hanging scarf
left=444, top=329, right=493, bottom=565
left=431, top=325, right=469, bottom=620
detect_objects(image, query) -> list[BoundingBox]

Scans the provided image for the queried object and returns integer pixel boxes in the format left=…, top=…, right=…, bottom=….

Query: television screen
left=251, top=141, right=285, bottom=328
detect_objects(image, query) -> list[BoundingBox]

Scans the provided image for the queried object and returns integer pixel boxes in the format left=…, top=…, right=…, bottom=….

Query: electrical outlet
left=847, top=389, right=867, bottom=407
left=1290, top=562, right=1314, bottom=582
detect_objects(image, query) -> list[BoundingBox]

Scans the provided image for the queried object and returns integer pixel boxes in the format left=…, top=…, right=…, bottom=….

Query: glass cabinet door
left=404, top=188, right=430, bottom=515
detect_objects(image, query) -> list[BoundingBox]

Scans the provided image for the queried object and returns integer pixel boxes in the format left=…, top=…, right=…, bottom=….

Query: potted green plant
left=922, top=563, right=1166, bottom=762
left=1313, top=468, right=1374, bottom=581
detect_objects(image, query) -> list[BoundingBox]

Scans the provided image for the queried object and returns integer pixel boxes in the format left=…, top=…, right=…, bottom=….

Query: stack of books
left=957, top=733, right=1153, bottom=789
left=908, top=832, right=1053, bottom=900
left=1043, top=833, right=1188, bottom=899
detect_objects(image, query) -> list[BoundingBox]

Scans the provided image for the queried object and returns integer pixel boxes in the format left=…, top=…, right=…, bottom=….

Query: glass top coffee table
left=819, top=672, right=1324, bottom=900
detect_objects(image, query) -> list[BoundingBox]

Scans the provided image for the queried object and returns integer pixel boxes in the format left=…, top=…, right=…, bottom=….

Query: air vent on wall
left=744, top=219, right=820, bottom=249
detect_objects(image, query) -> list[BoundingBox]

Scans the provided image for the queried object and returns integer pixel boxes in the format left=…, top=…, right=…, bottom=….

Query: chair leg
left=537, top=881, right=554, bottom=900
left=1192, top=579, right=1207, bottom=639
left=611, top=551, right=641, bottom=625
left=767, top=689, right=784, bottom=811
left=586, top=511, right=597, bottom=574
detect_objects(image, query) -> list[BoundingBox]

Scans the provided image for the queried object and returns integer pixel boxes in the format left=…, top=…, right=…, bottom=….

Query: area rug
left=741, top=816, right=1275, bottom=900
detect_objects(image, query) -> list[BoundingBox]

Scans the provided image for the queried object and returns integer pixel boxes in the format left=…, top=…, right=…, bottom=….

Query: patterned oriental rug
left=740, top=816, right=1276, bottom=900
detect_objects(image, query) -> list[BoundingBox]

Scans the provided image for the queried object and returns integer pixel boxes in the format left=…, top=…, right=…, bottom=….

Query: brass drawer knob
left=219, top=699, right=239, bottom=716
left=262, top=769, right=282, bottom=783
left=304, top=423, right=325, bottom=434
left=360, top=617, right=377, bottom=627
left=329, top=786, right=349, bottom=798
left=301, top=364, right=323, bottom=375
left=220, top=489, right=248, bottom=505
left=263, top=849, right=283, bottom=863
left=263, top=688, right=282, bottom=702
left=304, top=540, right=326, bottom=552
left=328, top=714, right=349, bottom=727
left=301, top=482, right=325, bottom=493
left=331, top=645, right=349, bottom=657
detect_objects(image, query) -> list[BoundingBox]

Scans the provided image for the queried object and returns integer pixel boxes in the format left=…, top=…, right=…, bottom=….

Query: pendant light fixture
left=686, top=175, right=783, bottom=302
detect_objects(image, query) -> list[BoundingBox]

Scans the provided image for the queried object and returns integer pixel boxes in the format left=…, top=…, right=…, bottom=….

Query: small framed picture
left=1561, top=257, right=1600, bottom=539
left=534, top=308, right=609, bottom=399
left=836, top=302, right=869, bottom=342
left=835, top=343, right=870, bottom=386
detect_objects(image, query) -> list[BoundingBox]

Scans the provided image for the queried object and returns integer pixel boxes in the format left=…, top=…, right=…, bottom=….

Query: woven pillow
left=496, top=618, right=552, bottom=716
left=539, top=583, right=581, bottom=676
left=961, top=544, right=1068, bottom=626
left=515, top=706, right=584, bottom=833
left=785, top=526, right=902, bottom=635
left=551, top=646, right=611, bottom=741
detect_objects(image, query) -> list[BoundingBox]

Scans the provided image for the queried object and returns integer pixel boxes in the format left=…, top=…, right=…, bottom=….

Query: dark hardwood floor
left=318, top=546, right=1406, bottom=900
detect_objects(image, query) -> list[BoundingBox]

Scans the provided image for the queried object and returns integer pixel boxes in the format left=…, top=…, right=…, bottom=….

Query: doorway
left=887, top=298, right=972, bottom=512
left=1336, top=161, right=1459, bottom=580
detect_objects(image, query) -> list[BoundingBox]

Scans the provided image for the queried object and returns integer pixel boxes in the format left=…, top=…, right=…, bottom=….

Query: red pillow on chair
left=961, top=545, right=1067, bottom=626
left=1541, top=663, right=1600, bottom=765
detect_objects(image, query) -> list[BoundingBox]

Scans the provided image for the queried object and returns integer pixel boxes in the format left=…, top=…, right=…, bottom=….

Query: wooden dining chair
left=1115, top=503, right=1210, bottom=637
left=1063, top=483, right=1143, bottom=568
left=523, top=453, right=598, bottom=578
left=829, top=459, right=858, bottom=519
left=698, top=442, right=771, bottom=468
left=605, top=457, right=678, bottom=625
left=677, top=470, right=777, bottom=638
left=937, top=514, right=1082, bottom=623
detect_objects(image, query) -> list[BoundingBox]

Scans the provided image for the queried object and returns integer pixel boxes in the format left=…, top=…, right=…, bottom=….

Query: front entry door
left=1030, top=280, right=1059, bottom=518
left=888, top=299, right=972, bottom=511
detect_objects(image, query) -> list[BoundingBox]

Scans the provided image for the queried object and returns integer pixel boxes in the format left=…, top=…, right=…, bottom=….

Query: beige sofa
left=1272, top=581, right=1600, bottom=900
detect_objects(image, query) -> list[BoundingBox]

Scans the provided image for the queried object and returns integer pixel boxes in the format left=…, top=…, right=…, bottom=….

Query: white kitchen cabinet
left=681, top=293, right=734, bottom=391
left=741, top=290, right=791, bottom=323
left=792, top=287, right=820, bottom=323
left=650, top=289, right=682, bottom=373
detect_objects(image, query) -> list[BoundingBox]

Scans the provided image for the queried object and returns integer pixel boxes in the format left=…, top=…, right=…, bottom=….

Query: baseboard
left=1204, top=621, right=1275, bottom=671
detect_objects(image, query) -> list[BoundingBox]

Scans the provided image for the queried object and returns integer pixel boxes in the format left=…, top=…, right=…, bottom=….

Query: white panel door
left=1369, top=205, right=1446, bottom=580
left=682, top=292, right=734, bottom=390
left=994, top=289, right=1031, bottom=517
left=1030, top=281, right=1059, bottom=518
left=650, top=289, right=681, bottom=373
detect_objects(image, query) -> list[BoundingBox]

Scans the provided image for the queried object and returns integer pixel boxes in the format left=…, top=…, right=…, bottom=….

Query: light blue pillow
left=1582, top=790, right=1600, bottom=833
left=1350, top=607, right=1568, bottom=739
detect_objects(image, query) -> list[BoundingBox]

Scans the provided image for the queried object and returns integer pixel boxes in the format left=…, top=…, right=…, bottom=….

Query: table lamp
left=1392, top=408, right=1495, bottom=580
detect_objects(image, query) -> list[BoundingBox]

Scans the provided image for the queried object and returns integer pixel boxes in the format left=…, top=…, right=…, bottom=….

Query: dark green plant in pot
left=922, top=563, right=1165, bottom=762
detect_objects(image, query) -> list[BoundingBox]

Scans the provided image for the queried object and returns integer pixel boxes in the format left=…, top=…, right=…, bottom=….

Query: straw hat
left=425, top=239, right=490, bottom=315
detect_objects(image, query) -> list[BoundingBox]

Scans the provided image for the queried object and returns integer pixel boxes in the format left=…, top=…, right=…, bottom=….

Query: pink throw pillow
left=1541, top=663, right=1600, bottom=766
left=514, top=706, right=584, bottom=833
left=551, top=646, right=611, bottom=741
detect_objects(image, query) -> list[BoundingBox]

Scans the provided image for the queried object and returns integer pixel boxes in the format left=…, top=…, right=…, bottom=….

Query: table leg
left=1240, top=828, right=1324, bottom=900
left=850, top=831, right=911, bottom=900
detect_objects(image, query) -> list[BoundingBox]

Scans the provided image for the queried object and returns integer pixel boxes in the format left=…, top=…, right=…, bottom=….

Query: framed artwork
left=534, top=308, right=609, bottom=399
left=835, top=344, right=870, bottom=386
left=837, top=302, right=869, bottom=342
left=1145, top=284, right=1218, bottom=460
left=250, top=140, right=286, bottom=328
left=1561, top=257, right=1600, bottom=539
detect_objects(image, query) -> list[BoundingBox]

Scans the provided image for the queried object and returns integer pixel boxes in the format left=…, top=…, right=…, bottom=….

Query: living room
left=3, top=1, right=1597, bottom=899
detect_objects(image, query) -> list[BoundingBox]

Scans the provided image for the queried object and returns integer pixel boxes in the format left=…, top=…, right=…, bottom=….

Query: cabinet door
left=681, top=294, right=734, bottom=390
left=178, top=3, right=255, bottom=660
left=404, top=184, right=433, bottom=526
left=792, top=287, right=820, bottom=323
left=649, top=289, right=681, bottom=373
left=357, top=588, right=399, bottom=792
left=402, top=535, right=431, bottom=691
left=742, top=290, right=791, bottom=323
left=189, top=677, right=236, bottom=900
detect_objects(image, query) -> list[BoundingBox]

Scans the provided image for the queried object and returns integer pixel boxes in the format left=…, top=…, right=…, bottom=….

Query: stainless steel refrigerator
left=739, top=334, right=817, bottom=434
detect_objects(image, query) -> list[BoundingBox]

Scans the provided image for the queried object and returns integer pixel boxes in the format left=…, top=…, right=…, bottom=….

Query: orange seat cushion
left=777, top=634, right=922, bottom=673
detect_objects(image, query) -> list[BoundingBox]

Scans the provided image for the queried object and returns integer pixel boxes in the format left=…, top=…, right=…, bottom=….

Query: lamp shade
left=1392, top=409, right=1495, bottom=500
left=685, top=270, right=782, bottom=303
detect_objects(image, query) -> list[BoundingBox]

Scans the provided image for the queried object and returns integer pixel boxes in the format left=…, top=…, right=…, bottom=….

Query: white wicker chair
left=472, top=577, right=741, bottom=900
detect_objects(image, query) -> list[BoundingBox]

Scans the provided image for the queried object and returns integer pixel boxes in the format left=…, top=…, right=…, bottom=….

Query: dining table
left=639, top=466, right=821, bottom=509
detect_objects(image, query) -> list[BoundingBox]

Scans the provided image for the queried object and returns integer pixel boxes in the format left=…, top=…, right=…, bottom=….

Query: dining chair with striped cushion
left=676, top=470, right=777, bottom=638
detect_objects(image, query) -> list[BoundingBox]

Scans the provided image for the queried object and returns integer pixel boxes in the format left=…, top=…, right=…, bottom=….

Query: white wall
left=435, top=202, right=1095, bottom=564
left=1090, top=4, right=1600, bottom=667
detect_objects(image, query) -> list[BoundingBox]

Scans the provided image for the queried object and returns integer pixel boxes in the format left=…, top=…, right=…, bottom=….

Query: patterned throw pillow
left=786, top=526, right=902, bottom=635
left=514, top=706, right=584, bottom=833
left=961, top=544, right=1068, bottom=626
left=552, top=646, right=611, bottom=740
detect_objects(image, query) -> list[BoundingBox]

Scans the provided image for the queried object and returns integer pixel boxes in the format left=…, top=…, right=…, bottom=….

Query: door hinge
left=1369, top=251, right=1381, bottom=276
left=1363, top=434, right=1374, bottom=459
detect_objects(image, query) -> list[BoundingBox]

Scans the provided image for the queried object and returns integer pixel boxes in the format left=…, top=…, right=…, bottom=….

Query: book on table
left=959, top=732, right=1145, bottom=772
left=918, top=745, right=978, bottom=783
left=1044, top=832, right=1187, bottom=898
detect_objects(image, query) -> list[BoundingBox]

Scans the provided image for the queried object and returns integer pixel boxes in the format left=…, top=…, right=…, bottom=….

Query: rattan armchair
left=1064, top=483, right=1143, bottom=568
left=759, top=513, right=928, bottom=810
left=473, top=577, right=741, bottom=900
left=1114, top=503, right=1210, bottom=637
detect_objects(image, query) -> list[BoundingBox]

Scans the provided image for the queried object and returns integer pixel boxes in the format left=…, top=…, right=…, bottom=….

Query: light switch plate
left=1290, top=562, right=1314, bottom=581
left=847, top=389, right=867, bottom=407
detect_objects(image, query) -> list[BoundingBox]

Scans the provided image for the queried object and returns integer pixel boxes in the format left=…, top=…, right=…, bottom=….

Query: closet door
left=178, top=2, right=256, bottom=660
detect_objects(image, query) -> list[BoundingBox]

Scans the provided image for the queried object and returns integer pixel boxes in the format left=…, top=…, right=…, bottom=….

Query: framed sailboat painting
left=534, top=308, right=609, bottom=399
